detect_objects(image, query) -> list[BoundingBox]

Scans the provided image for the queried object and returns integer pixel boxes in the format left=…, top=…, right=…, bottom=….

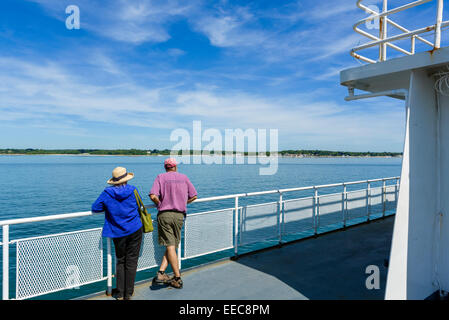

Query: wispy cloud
left=0, top=52, right=405, bottom=150
left=0, top=0, right=412, bottom=151
left=29, top=0, right=199, bottom=44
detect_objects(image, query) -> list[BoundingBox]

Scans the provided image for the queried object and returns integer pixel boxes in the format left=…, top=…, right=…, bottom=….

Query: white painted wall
left=386, top=69, right=449, bottom=299
left=437, top=92, right=449, bottom=292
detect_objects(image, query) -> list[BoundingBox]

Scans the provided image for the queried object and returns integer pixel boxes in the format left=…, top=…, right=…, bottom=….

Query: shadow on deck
left=86, top=216, right=394, bottom=300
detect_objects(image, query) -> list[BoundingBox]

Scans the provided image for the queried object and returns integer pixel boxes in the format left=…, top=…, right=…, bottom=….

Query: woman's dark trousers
left=113, top=227, right=143, bottom=298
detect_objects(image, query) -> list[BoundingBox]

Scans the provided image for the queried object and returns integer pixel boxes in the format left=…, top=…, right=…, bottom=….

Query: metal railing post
left=278, top=192, right=283, bottom=245
left=382, top=179, right=386, bottom=217
left=179, top=219, right=184, bottom=271
left=367, top=181, right=371, bottom=221
left=342, top=184, right=347, bottom=227
left=234, top=196, right=239, bottom=257
left=2, top=225, right=9, bottom=300
left=435, top=0, right=443, bottom=49
left=178, top=241, right=182, bottom=271
left=379, top=0, right=388, bottom=61
left=395, top=177, right=400, bottom=203
left=314, top=187, right=319, bottom=234
left=106, top=237, right=112, bottom=296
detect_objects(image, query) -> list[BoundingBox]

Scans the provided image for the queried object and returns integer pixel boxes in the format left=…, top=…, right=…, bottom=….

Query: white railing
left=352, top=0, right=449, bottom=63
left=0, top=176, right=400, bottom=300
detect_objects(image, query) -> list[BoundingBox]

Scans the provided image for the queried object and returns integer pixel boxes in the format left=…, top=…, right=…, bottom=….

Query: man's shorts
left=157, top=211, right=185, bottom=247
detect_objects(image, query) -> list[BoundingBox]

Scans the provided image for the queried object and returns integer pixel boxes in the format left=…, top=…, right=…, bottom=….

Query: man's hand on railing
left=187, top=196, right=197, bottom=204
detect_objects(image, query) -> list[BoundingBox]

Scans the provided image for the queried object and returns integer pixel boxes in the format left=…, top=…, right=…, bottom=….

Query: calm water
left=0, top=155, right=402, bottom=239
left=0, top=155, right=401, bottom=299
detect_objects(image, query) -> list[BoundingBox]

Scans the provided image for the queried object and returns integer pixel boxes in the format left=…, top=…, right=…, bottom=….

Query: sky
left=0, top=0, right=447, bottom=152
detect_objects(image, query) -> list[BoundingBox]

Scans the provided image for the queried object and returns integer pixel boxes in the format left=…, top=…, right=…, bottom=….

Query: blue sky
left=0, top=0, right=446, bottom=151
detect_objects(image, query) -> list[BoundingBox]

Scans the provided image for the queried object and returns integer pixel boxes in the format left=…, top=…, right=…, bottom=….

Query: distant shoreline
left=0, top=153, right=403, bottom=158
left=0, top=148, right=403, bottom=158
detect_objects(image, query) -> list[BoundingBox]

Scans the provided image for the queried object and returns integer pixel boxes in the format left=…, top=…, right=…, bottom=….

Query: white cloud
left=27, top=0, right=366, bottom=64
left=0, top=56, right=173, bottom=128
left=0, top=54, right=405, bottom=151
left=167, top=48, right=186, bottom=57
left=190, top=6, right=267, bottom=48
left=29, top=0, right=198, bottom=44
left=172, top=88, right=405, bottom=150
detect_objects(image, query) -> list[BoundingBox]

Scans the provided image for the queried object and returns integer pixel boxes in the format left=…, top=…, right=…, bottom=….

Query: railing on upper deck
left=0, top=177, right=400, bottom=300
left=352, top=0, right=449, bottom=63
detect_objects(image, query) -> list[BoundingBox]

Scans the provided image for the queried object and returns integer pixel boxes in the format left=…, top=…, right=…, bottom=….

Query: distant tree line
left=278, top=149, right=402, bottom=157
left=0, top=149, right=151, bottom=155
left=0, top=148, right=402, bottom=157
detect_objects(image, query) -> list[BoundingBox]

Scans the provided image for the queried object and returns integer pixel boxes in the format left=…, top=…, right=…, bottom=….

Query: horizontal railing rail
left=0, top=176, right=400, bottom=300
left=352, top=0, right=449, bottom=63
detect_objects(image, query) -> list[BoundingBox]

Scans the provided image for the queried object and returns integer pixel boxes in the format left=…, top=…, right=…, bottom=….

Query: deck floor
left=87, top=216, right=394, bottom=300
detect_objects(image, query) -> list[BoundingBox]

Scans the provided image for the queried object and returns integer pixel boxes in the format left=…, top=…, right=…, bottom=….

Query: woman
left=92, top=166, right=143, bottom=300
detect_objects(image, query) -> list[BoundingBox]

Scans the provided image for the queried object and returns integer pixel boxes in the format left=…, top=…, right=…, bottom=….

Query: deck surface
left=87, top=216, right=394, bottom=300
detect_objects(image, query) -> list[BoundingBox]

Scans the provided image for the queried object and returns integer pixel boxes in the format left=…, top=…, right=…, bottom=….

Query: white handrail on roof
left=352, top=0, right=449, bottom=63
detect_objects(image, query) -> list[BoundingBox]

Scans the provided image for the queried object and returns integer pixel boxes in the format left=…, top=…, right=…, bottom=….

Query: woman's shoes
left=124, top=293, right=134, bottom=300
left=112, top=288, right=134, bottom=300
left=112, top=289, right=124, bottom=300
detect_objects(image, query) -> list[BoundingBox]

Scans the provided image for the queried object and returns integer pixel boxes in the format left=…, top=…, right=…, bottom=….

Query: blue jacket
left=92, top=184, right=143, bottom=238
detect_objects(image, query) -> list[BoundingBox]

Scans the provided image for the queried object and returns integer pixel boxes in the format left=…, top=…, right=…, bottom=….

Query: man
left=149, top=158, right=197, bottom=289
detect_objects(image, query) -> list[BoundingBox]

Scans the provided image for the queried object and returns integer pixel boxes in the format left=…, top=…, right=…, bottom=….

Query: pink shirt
left=149, top=172, right=197, bottom=214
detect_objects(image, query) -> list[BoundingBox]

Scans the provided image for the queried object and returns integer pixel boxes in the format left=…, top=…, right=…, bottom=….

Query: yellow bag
left=134, top=189, right=154, bottom=233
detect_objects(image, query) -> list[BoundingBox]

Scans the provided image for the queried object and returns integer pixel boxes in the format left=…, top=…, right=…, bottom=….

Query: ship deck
left=85, top=215, right=394, bottom=300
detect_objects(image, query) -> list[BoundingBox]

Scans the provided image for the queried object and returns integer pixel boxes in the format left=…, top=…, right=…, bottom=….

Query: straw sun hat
left=107, top=167, right=134, bottom=185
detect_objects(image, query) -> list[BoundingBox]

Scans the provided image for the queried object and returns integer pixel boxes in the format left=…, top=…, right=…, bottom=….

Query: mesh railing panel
left=283, top=197, right=314, bottom=235
left=16, top=228, right=103, bottom=300
left=317, top=193, right=343, bottom=228
left=137, top=224, right=166, bottom=271
left=369, top=186, right=383, bottom=215
left=240, top=202, right=279, bottom=245
left=346, top=189, right=368, bottom=220
left=385, top=185, right=398, bottom=212
left=184, top=209, right=234, bottom=259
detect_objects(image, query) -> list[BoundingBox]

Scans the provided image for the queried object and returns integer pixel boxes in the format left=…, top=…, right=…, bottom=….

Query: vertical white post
left=382, top=179, right=386, bottom=217
left=234, top=196, right=239, bottom=257
left=395, top=177, right=399, bottom=203
left=342, top=184, right=347, bottom=227
left=314, top=188, right=319, bottom=234
left=379, top=0, right=388, bottom=61
left=177, top=242, right=182, bottom=271
left=278, top=192, right=283, bottom=245
left=435, top=0, right=443, bottom=49
left=2, top=225, right=9, bottom=300
left=106, top=237, right=112, bottom=295
left=367, top=181, right=371, bottom=221
left=180, top=219, right=184, bottom=271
